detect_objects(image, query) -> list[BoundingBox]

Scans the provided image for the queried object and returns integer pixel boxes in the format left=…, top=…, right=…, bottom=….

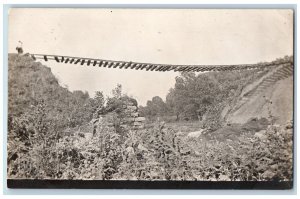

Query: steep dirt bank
left=226, top=74, right=293, bottom=125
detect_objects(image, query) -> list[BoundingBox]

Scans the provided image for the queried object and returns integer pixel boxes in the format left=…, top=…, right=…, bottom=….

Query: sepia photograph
left=6, top=8, right=294, bottom=189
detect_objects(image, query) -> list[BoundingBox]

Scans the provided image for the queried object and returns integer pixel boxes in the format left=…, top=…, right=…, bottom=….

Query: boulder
left=126, top=146, right=134, bottom=155
left=254, top=130, right=267, bottom=140
left=127, top=106, right=137, bottom=111
left=120, top=124, right=128, bottom=129
left=218, top=174, right=231, bottom=181
left=262, top=170, right=276, bottom=179
left=107, top=122, right=114, bottom=127
left=133, top=121, right=142, bottom=126
left=135, top=117, right=146, bottom=122
left=133, top=125, right=144, bottom=130
left=131, top=112, right=139, bottom=117
left=125, top=117, right=135, bottom=122
left=176, top=131, right=186, bottom=136
left=187, top=129, right=205, bottom=138
left=127, top=101, right=134, bottom=106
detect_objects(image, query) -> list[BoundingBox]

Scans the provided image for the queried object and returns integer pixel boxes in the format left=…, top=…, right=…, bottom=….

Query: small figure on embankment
left=16, top=41, right=23, bottom=55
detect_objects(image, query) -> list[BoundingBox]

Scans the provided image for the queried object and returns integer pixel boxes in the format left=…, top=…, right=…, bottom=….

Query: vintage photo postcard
left=7, top=8, right=294, bottom=189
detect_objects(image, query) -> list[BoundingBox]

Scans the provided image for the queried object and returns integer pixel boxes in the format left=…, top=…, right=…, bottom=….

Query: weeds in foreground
left=8, top=115, right=293, bottom=181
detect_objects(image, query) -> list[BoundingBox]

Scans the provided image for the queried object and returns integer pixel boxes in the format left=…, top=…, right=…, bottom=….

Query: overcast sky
left=8, top=9, right=293, bottom=106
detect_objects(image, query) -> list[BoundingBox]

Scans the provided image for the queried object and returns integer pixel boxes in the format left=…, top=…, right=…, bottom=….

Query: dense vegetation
left=8, top=55, right=102, bottom=131
left=139, top=69, right=269, bottom=130
left=7, top=54, right=293, bottom=181
left=139, top=55, right=293, bottom=130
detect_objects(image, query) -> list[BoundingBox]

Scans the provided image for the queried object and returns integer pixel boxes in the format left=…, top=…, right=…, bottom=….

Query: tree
left=165, top=72, right=222, bottom=121
left=89, top=91, right=106, bottom=118
left=94, top=91, right=105, bottom=108
left=166, top=88, right=181, bottom=121
left=152, top=96, right=167, bottom=115
left=112, top=84, right=122, bottom=99
left=139, top=96, right=168, bottom=120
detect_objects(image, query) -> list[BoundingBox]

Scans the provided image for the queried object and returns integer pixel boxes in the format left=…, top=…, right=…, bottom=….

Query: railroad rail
left=29, top=53, right=293, bottom=72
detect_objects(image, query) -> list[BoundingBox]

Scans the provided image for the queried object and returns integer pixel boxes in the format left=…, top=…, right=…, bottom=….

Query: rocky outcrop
left=92, top=98, right=146, bottom=135
left=117, top=100, right=146, bottom=130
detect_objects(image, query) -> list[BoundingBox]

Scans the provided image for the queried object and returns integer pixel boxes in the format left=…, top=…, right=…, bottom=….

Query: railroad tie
left=74, top=59, right=81, bottom=64
left=93, top=60, right=97, bottom=66
left=70, top=58, right=75, bottom=64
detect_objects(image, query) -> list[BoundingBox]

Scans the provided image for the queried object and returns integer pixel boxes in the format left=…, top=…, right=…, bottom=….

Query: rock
left=125, top=117, right=135, bottom=122
left=107, top=123, right=114, bottom=127
left=126, top=146, right=134, bottom=155
left=262, top=170, right=276, bottom=179
left=131, top=112, right=139, bottom=117
left=176, top=131, right=186, bottom=136
left=218, top=174, right=231, bottom=181
left=254, top=130, right=267, bottom=140
left=127, top=102, right=134, bottom=106
left=135, top=117, right=146, bottom=122
left=94, top=98, right=145, bottom=130
left=187, top=129, right=205, bottom=138
left=123, top=109, right=131, bottom=114
left=133, top=121, right=142, bottom=126
left=120, top=124, right=128, bottom=129
left=127, top=106, right=137, bottom=111
left=133, top=126, right=143, bottom=130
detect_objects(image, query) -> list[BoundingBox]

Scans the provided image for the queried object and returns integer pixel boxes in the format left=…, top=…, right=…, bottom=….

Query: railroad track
left=27, top=53, right=293, bottom=73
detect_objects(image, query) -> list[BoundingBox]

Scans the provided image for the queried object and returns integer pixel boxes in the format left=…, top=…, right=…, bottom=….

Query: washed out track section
left=30, top=53, right=293, bottom=73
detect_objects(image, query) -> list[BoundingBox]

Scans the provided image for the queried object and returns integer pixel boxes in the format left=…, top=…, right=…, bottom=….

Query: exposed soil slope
left=225, top=64, right=293, bottom=124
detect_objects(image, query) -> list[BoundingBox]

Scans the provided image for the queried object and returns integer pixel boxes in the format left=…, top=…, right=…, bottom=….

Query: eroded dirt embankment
left=226, top=74, right=293, bottom=125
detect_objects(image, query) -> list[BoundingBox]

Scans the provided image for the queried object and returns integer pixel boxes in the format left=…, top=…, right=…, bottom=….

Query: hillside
left=8, top=53, right=95, bottom=133
left=224, top=63, right=293, bottom=125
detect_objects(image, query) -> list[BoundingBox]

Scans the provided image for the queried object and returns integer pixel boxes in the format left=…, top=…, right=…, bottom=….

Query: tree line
left=139, top=55, right=293, bottom=128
